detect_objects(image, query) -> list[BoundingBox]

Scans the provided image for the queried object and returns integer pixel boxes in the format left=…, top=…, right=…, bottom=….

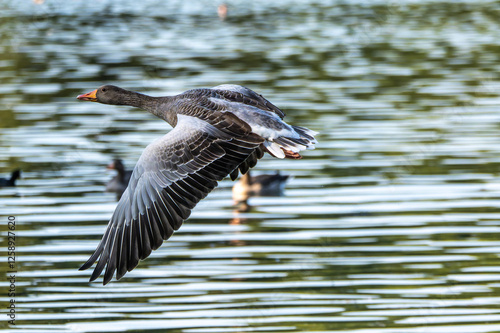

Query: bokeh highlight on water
left=3, top=0, right=500, bottom=332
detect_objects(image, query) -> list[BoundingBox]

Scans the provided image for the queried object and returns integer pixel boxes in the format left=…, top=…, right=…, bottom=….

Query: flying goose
left=77, top=84, right=317, bottom=284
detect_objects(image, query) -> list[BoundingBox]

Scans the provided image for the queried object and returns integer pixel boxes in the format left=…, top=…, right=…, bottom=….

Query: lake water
left=3, top=0, right=500, bottom=332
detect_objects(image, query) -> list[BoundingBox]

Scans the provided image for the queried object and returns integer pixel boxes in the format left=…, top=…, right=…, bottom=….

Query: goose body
left=77, top=84, right=317, bottom=284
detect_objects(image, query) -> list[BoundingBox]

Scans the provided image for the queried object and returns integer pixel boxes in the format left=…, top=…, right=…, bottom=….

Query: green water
left=3, top=0, right=500, bottom=332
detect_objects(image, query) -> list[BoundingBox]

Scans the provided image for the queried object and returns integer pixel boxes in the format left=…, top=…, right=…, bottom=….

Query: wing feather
left=211, top=84, right=286, bottom=119
left=80, top=114, right=264, bottom=284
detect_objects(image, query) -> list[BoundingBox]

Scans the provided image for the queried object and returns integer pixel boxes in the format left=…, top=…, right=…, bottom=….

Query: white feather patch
left=264, top=141, right=285, bottom=159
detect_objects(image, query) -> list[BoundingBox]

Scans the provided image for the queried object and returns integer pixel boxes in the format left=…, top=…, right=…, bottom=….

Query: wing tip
left=79, top=255, right=99, bottom=271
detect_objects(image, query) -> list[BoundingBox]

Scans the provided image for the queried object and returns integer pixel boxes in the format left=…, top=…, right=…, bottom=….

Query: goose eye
left=102, top=88, right=107, bottom=92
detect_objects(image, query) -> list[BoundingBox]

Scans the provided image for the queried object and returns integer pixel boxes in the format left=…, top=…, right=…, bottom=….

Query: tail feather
left=293, top=126, right=318, bottom=144
left=263, top=125, right=318, bottom=159
left=263, top=141, right=285, bottom=158
left=274, top=137, right=307, bottom=153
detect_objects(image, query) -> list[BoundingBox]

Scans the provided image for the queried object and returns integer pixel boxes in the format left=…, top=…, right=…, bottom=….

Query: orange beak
left=77, top=89, right=98, bottom=102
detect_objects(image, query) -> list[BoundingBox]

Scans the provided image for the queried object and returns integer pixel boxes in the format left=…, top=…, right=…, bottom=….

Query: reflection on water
left=3, top=0, right=500, bottom=332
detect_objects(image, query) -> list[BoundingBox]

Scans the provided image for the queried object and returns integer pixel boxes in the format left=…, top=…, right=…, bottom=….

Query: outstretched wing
left=80, top=114, right=264, bottom=284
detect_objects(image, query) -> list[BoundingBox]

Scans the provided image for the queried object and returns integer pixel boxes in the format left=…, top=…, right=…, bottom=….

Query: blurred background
left=3, top=0, right=500, bottom=332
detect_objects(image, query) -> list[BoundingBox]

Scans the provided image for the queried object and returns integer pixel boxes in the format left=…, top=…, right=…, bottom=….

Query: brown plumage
left=77, top=84, right=317, bottom=284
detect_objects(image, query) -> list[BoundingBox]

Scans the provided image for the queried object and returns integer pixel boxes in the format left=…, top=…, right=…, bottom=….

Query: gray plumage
left=77, top=84, right=317, bottom=284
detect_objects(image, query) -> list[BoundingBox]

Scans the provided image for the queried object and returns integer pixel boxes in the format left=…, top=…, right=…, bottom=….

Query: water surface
left=3, top=0, right=500, bottom=332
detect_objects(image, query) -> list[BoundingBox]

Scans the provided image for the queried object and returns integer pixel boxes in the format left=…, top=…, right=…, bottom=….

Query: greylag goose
left=0, top=170, right=21, bottom=187
left=232, top=170, right=290, bottom=203
left=77, top=84, right=317, bottom=284
left=105, top=159, right=132, bottom=200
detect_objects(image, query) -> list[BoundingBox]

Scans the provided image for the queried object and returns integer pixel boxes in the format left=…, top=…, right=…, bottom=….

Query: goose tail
left=263, top=126, right=318, bottom=159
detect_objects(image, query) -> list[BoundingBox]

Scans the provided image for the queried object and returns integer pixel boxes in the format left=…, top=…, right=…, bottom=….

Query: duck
left=77, top=84, right=317, bottom=284
left=232, top=170, right=290, bottom=203
left=105, top=159, right=132, bottom=200
left=0, top=170, right=21, bottom=187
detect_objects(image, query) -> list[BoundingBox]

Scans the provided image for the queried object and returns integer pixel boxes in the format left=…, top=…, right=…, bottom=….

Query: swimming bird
left=232, top=170, right=290, bottom=203
left=77, top=84, right=317, bottom=284
left=0, top=170, right=21, bottom=187
left=105, top=159, right=132, bottom=200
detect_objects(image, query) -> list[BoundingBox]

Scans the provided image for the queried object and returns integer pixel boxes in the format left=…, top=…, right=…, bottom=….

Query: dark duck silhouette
left=105, top=159, right=132, bottom=200
left=0, top=170, right=21, bottom=187
left=232, top=170, right=290, bottom=203
left=77, top=84, right=317, bottom=284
